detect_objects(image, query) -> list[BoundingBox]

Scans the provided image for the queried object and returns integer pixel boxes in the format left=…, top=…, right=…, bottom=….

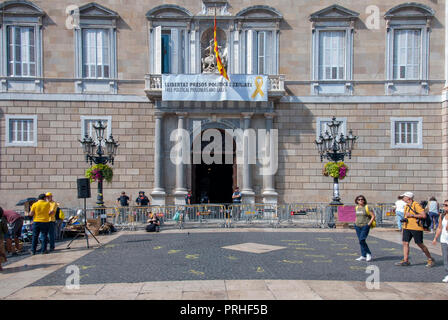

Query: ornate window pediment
left=78, top=2, right=119, bottom=20
left=0, top=0, right=45, bottom=19
left=236, top=6, right=283, bottom=20
left=385, top=3, right=434, bottom=20
left=146, top=5, right=193, bottom=20
left=310, top=4, right=359, bottom=22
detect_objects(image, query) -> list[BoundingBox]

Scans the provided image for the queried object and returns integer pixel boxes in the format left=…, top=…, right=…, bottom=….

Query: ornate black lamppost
left=315, top=117, right=358, bottom=205
left=79, top=121, right=119, bottom=216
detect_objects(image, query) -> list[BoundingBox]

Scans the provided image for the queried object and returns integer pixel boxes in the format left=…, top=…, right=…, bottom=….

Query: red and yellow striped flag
left=214, top=11, right=229, bottom=81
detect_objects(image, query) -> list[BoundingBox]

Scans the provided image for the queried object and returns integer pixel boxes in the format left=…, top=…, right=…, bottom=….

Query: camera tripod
left=66, top=198, right=101, bottom=249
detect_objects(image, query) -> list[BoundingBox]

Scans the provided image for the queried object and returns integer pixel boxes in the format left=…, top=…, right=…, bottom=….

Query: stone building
left=0, top=0, right=447, bottom=209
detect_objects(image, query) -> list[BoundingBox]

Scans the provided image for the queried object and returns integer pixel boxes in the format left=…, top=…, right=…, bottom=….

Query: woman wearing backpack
left=432, top=199, right=448, bottom=282
left=354, top=195, right=376, bottom=262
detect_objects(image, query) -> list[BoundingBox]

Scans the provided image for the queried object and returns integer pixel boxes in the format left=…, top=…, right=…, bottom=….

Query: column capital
left=154, top=111, right=165, bottom=119
left=176, top=112, right=188, bottom=118
left=241, top=112, right=254, bottom=119
left=264, top=112, right=276, bottom=119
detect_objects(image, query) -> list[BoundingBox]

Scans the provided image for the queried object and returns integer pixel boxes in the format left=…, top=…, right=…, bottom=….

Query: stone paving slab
left=3, top=279, right=448, bottom=300
left=1, top=228, right=448, bottom=300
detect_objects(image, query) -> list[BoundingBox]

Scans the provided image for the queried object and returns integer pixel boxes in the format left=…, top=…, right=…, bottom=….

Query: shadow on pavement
left=1, top=263, right=65, bottom=274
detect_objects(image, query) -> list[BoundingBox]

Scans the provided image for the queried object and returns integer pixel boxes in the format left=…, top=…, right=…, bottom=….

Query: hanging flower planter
left=85, top=164, right=113, bottom=183
left=323, top=161, right=348, bottom=180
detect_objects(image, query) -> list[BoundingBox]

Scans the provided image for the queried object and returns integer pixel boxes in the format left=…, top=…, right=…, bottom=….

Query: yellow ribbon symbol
left=251, top=76, right=264, bottom=99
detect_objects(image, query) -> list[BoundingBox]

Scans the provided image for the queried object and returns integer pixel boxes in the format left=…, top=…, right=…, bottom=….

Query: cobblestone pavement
left=1, top=228, right=448, bottom=300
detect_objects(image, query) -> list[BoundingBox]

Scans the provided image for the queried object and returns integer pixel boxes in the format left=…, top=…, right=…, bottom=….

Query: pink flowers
left=92, top=169, right=103, bottom=182
left=339, top=166, right=347, bottom=179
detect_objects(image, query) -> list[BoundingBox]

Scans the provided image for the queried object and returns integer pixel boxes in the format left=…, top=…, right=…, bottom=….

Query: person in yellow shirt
left=30, top=194, right=51, bottom=255
left=39, top=192, right=58, bottom=252
left=395, top=192, right=435, bottom=267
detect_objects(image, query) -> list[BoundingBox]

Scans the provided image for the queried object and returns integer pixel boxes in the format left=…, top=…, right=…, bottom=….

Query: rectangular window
left=391, top=118, right=422, bottom=148
left=394, top=121, right=418, bottom=144
left=82, top=29, right=110, bottom=79
left=7, top=26, right=36, bottom=77
left=257, top=31, right=266, bottom=74
left=318, top=31, right=346, bottom=80
left=246, top=30, right=273, bottom=75
left=5, top=115, right=37, bottom=147
left=393, top=29, right=421, bottom=80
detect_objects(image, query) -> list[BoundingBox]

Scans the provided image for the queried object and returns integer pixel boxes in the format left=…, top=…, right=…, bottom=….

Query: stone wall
left=274, top=102, right=444, bottom=204
left=0, top=100, right=156, bottom=209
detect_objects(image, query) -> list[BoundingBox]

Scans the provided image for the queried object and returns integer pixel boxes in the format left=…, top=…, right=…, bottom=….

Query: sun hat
left=400, top=192, right=414, bottom=198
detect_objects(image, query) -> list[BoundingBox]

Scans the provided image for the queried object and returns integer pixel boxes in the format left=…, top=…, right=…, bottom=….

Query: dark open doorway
left=191, top=129, right=236, bottom=204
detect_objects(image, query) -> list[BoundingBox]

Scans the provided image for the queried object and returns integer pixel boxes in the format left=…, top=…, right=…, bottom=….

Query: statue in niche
left=201, top=28, right=228, bottom=74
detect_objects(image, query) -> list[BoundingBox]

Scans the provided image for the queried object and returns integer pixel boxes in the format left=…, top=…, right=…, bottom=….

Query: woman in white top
left=394, top=195, right=406, bottom=231
left=427, top=197, right=439, bottom=232
left=432, top=199, right=448, bottom=282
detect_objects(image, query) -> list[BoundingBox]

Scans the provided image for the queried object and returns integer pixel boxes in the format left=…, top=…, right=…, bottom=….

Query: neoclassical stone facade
left=0, top=0, right=447, bottom=209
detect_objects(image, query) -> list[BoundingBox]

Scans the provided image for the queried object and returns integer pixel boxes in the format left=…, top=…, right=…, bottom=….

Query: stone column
left=151, top=111, right=166, bottom=205
left=241, top=113, right=255, bottom=204
left=262, top=113, right=278, bottom=204
left=174, top=112, right=188, bottom=205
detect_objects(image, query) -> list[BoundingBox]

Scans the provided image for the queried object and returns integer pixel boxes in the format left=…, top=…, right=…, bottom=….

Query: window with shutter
left=82, top=29, right=111, bottom=79
left=7, top=26, right=36, bottom=77
left=318, top=31, right=346, bottom=80
left=393, top=29, right=421, bottom=80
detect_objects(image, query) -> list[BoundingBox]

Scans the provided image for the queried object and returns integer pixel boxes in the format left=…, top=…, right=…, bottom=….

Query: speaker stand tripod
left=66, top=198, right=101, bottom=249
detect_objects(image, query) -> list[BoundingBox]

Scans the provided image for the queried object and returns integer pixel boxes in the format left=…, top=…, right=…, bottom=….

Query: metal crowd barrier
left=285, top=204, right=326, bottom=228
left=227, top=204, right=279, bottom=227
left=57, top=202, right=400, bottom=231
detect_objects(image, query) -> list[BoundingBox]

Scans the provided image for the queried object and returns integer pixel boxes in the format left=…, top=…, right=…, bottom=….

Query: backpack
left=146, top=223, right=157, bottom=232
left=408, top=202, right=431, bottom=230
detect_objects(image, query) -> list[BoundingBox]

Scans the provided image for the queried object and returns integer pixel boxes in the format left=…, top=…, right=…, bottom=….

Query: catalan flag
left=214, top=11, right=229, bottom=81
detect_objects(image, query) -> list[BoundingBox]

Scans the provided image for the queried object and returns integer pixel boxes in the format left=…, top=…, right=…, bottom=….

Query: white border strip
left=0, top=92, right=445, bottom=104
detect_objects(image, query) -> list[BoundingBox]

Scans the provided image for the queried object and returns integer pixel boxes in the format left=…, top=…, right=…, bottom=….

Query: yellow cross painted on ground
left=189, top=270, right=205, bottom=276
left=80, top=265, right=95, bottom=270
left=280, top=259, right=303, bottom=264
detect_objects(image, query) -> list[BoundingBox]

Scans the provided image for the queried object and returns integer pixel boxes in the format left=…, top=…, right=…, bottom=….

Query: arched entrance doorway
left=191, top=129, right=236, bottom=204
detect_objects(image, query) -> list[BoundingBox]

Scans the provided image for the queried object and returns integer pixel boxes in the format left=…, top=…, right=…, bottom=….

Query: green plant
left=85, top=164, right=113, bottom=183
left=323, top=162, right=348, bottom=180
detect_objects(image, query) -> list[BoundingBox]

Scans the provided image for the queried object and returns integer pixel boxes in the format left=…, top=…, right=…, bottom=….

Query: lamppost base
left=330, top=199, right=344, bottom=206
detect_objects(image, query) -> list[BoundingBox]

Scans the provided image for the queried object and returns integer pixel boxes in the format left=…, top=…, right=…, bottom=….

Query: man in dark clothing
left=117, top=191, right=130, bottom=217
left=232, top=187, right=242, bottom=203
left=117, top=191, right=130, bottom=207
left=136, top=191, right=150, bottom=207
